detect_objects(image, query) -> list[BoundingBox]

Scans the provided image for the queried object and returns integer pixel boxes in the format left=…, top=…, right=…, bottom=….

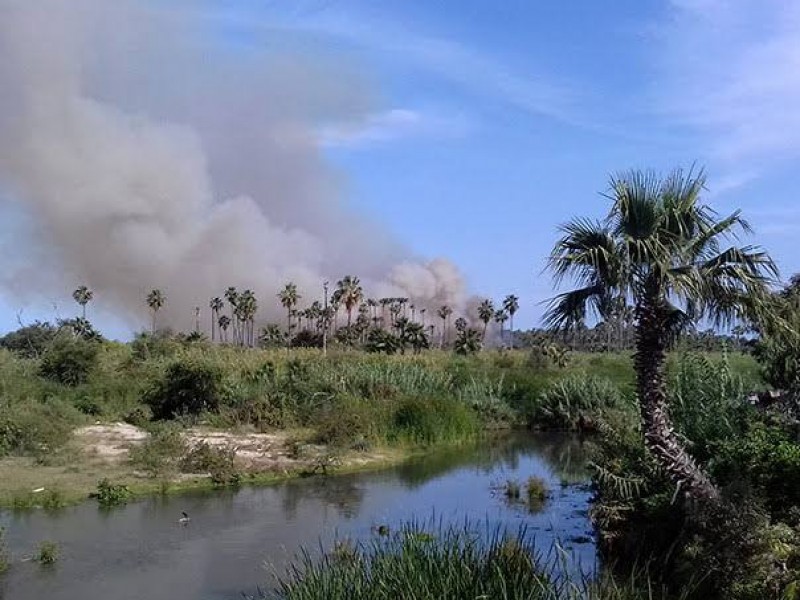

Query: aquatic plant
left=35, top=541, right=59, bottom=565
left=95, top=478, right=132, bottom=507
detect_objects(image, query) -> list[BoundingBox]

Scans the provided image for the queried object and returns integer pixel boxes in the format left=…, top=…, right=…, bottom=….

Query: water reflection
left=0, top=433, right=595, bottom=600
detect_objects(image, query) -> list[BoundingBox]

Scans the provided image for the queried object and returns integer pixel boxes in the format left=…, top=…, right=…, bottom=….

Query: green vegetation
left=35, top=541, right=59, bottom=565
left=95, top=478, right=132, bottom=507
left=259, top=521, right=684, bottom=600
left=0, top=527, right=9, bottom=574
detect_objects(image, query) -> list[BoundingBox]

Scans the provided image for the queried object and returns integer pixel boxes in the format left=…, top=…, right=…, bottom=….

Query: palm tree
left=336, top=276, right=364, bottom=332
left=209, top=297, right=224, bottom=342
left=277, top=283, right=300, bottom=333
left=544, top=167, right=777, bottom=501
left=225, top=287, right=239, bottom=344
left=502, top=295, right=519, bottom=348
left=495, top=309, right=509, bottom=344
left=437, top=305, right=453, bottom=348
left=72, top=285, right=93, bottom=319
left=146, top=289, right=165, bottom=333
left=218, top=315, right=231, bottom=343
left=477, top=299, right=495, bottom=341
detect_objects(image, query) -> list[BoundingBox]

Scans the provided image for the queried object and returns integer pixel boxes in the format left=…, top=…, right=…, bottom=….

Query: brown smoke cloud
left=0, top=0, right=469, bottom=329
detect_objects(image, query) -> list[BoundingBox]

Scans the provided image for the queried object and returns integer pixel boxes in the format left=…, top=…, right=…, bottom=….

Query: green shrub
left=535, top=376, right=628, bottom=430
left=0, top=403, right=75, bottom=459
left=35, top=541, right=59, bottom=565
left=129, top=427, right=186, bottom=477
left=38, top=334, right=99, bottom=386
left=144, top=360, right=222, bottom=420
left=95, top=478, right=132, bottom=507
left=0, top=321, right=57, bottom=358
left=180, top=442, right=241, bottom=486
left=41, top=489, right=66, bottom=511
left=710, top=424, right=800, bottom=518
left=390, top=396, right=478, bottom=445
left=313, top=394, right=385, bottom=447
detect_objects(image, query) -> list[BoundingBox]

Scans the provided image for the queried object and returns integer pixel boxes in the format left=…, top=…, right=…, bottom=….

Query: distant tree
left=336, top=276, right=364, bottom=334
left=209, top=297, right=224, bottom=342
left=225, top=287, right=239, bottom=343
left=277, top=283, right=300, bottom=333
left=146, top=289, right=165, bottom=333
left=494, top=310, right=509, bottom=345
left=477, top=299, right=495, bottom=341
left=72, top=285, right=93, bottom=319
left=218, top=315, right=231, bottom=343
left=437, top=305, right=453, bottom=348
left=502, top=295, right=519, bottom=347
left=454, top=328, right=482, bottom=356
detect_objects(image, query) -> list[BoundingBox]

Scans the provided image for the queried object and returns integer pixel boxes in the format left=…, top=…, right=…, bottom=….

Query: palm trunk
left=635, top=293, right=718, bottom=501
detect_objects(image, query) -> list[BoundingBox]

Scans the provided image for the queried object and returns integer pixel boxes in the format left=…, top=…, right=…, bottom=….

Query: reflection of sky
left=0, top=435, right=595, bottom=600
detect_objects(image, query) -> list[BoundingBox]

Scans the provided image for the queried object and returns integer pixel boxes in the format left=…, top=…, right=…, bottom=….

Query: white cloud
left=656, top=1, right=800, bottom=168
left=317, top=108, right=472, bottom=149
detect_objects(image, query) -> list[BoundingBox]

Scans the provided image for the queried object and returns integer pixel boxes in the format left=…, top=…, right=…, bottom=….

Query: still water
left=0, top=434, right=595, bottom=600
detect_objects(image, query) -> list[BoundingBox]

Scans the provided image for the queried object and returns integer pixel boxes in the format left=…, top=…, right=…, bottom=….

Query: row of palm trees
left=72, top=282, right=521, bottom=352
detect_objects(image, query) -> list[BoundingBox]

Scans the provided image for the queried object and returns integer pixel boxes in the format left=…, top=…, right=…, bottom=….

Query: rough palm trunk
left=635, top=292, right=719, bottom=501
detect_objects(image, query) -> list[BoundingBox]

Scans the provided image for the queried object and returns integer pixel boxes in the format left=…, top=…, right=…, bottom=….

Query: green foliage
left=364, top=329, right=401, bottom=355
left=453, top=328, right=482, bottom=356
left=95, top=478, right=132, bottom=507
left=0, top=402, right=76, bottom=459
left=710, top=424, right=800, bottom=518
left=0, top=527, right=9, bottom=573
left=180, top=442, right=241, bottom=486
left=0, top=321, right=57, bottom=358
left=38, top=333, right=99, bottom=386
left=262, top=521, right=679, bottom=600
left=669, top=352, right=751, bottom=460
left=35, top=541, right=59, bottom=565
left=144, top=360, right=222, bottom=420
left=535, top=376, right=629, bottom=430
left=390, top=396, right=478, bottom=446
left=129, top=426, right=187, bottom=478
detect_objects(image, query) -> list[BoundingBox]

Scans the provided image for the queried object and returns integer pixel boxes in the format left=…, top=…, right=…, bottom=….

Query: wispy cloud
left=317, top=108, right=473, bottom=149
left=655, top=1, right=800, bottom=169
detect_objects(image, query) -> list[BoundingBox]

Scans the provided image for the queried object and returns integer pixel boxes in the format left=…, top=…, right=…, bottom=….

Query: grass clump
left=95, top=478, right=132, bottom=507
left=129, top=426, right=187, bottom=478
left=180, top=442, right=241, bottom=486
left=256, top=521, right=683, bottom=600
left=0, top=527, right=9, bottom=573
left=525, top=477, right=548, bottom=511
left=35, top=541, right=59, bottom=565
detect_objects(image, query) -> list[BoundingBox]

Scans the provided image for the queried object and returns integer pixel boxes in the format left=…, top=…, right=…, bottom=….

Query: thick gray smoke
left=0, top=0, right=469, bottom=329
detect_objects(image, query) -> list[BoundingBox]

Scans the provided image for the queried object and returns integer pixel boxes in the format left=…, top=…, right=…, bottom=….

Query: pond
left=0, top=433, right=596, bottom=600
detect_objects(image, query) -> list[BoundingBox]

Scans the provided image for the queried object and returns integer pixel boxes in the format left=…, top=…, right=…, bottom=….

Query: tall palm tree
left=502, top=294, right=519, bottom=347
left=225, top=287, right=239, bottom=344
left=209, top=297, right=224, bottom=342
left=72, top=285, right=93, bottom=319
left=495, top=309, right=509, bottom=344
left=146, top=289, right=165, bottom=333
left=437, top=305, right=453, bottom=348
left=544, top=167, right=777, bottom=501
left=277, top=283, right=300, bottom=333
left=477, top=299, right=495, bottom=341
left=336, top=276, right=364, bottom=331
left=218, top=314, right=231, bottom=343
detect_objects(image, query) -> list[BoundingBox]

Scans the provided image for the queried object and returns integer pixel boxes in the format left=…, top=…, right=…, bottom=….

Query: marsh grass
left=35, top=541, right=59, bottom=565
left=254, top=520, right=690, bottom=600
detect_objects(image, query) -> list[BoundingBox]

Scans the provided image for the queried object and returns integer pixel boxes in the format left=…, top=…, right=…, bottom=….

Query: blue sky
left=260, top=0, right=800, bottom=323
left=2, top=0, right=800, bottom=335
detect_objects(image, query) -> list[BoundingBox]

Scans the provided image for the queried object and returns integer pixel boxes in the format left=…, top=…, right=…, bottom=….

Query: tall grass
left=256, top=520, right=688, bottom=600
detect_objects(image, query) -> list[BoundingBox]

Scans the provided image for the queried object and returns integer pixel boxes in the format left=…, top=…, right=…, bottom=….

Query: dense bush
left=129, top=427, right=187, bottom=477
left=95, top=478, right=132, bottom=507
left=0, top=321, right=57, bottom=358
left=180, top=442, right=241, bottom=486
left=534, top=376, right=629, bottom=430
left=144, top=360, right=222, bottom=420
left=0, top=402, right=76, bottom=459
left=38, top=334, right=99, bottom=386
left=390, top=395, right=478, bottom=445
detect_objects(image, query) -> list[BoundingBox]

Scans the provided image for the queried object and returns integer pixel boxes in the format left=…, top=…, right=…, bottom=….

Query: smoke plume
left=0, top=0, right=469, bottom=330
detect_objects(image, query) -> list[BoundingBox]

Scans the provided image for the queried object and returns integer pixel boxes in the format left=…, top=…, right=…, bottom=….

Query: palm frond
left=542, top=285, right=606, bottom=332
